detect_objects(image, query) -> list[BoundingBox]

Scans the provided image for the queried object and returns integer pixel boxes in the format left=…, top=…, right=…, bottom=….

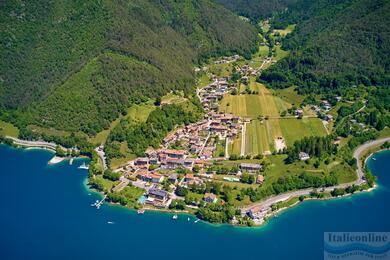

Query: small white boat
left=194, top=219, right=200, bottom=223
left=78, top=162, right=89, bottom=170
left=107, top=221, right=114, bottom=224
left=137, top=209, right=145, bottom=214
left=187, top=217, right=190, bottom=222
left=372, top=157, right=377, bottom=161
left=90, top=200, right=99, bottom=207
left=173, top=214, right=178, bottom=220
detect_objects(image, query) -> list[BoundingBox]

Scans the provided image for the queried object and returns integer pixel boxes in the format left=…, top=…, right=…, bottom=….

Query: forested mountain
left=0, top=0, right=258, bottom=135
left=259, top=0, right=390, bottom=94
left=213, top=0, right=296, bottom=20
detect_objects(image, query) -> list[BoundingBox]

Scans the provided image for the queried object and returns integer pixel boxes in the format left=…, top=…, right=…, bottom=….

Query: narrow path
left=241, top=137, right=390, bottom=213
left=240, top=122, right=247, bottom=156
left=225, top=137, right=229, bottom=159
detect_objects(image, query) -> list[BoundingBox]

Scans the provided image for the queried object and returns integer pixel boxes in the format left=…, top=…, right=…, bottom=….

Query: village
left=112, top=59, right=268, bottom=219
left=104, top=53, right=353, bottom=224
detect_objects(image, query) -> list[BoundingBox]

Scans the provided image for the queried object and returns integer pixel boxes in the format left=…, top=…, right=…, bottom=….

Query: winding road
left=241, top=137, right=390, bottom=213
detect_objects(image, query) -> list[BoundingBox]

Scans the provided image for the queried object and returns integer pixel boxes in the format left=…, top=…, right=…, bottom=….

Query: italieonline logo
left=324, top=232, right=390, bottom=260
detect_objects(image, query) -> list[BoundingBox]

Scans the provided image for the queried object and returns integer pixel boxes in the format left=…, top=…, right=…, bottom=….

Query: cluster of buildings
left=235, top=64, right=260, bottom=77
left=214, top=55, right=241, bottom=64
left=311, top=100, right=335, bottom=123
left=199, top=77, right=232, bottom=112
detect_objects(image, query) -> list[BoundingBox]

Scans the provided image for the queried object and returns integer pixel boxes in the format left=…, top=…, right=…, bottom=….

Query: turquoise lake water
left=0, top=144, right=389, bottom=259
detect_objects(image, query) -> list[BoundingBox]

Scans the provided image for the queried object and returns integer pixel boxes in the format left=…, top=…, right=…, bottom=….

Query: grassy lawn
left=279, top=118, right=327, bottom=146
left=273, top=87, right=304, bottom=106
left=94, top=175, right=118, bottom=192
left=161, top=92, right=187, bottom=105
left=250, top=45, right=270, bottom=68
left=196, top=73, right=212, bottom=89
left=379, top=128, right=390, bottom=138
left=0, top=120, right=19, bottom=137
left=208, top=62, right=233, bottom=77
left=214, top=138, right=226, bottom=157
left=110, top=141, right=137, bottom=169
left=273, top=24, right=296, bottom=37
left=274, top=46, right=289, bottom=61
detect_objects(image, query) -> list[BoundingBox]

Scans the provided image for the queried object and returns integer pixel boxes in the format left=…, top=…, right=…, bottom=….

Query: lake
left=0, top=145, right=389, bottom=259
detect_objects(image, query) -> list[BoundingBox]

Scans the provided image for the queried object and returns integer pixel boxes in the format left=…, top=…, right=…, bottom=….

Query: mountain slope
left=0, top=0, right=258, bottom=135
left=260, top=0, right=390, bottom=94
left=214, top=0, right=297, bottom=20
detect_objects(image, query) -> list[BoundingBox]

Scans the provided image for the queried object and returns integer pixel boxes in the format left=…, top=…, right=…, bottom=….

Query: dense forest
left=214, top=0, right=297, bottom=20
left=258, top=0, right=390, bottom=95
left=0, top=0, right=258, bottom=135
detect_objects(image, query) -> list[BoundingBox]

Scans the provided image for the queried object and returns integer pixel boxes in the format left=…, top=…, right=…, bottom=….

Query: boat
left=90, top=200, right=99, bottom=207
left=172, top=214, right=178, bottom=220
left=194, top=219, right=200, bottom=223
left=78, top=162, right=89, bottom=170
left=372, top=157, right=377, bottom=161
left=187, top=217, right=190, bottom=222
left=137, top=209, right=145, bottom=214
left=107, top=221, right=114, bottom=224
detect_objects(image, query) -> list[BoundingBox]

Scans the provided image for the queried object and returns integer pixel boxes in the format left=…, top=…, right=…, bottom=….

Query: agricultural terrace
left=220, top=79, right=328, bottom=155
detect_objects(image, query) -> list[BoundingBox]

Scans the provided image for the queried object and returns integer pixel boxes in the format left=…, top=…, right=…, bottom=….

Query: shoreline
left=262, top=184, right=378, bottom=227
left=1, top=136, right=389, bottom=228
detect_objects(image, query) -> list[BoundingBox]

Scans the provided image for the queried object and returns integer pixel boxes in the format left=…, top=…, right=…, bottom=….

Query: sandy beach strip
left=48, top=156, right=66, bottom=165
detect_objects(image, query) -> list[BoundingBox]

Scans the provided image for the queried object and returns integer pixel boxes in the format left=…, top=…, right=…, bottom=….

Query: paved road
left=353, top=137, right=390, bottom=185
left=242, top=137, right=390, bottom=213
left=95, top=146, right=108, bottom=171
left=5, top=136, right=73, bottom=152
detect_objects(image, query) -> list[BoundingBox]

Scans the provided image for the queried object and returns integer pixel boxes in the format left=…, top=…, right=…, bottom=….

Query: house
left=295, top=109, right=304, bottom=116
left=168, top=173, right=178, bottom=184
left=184, top=158, right=194, bottom=169
left=247, top=206, right=262, bottom=219
left=210, top=125, right=228, bottom=136
left=162, top=149, right=187, bottom=159
left=150, top=173, right=164, bottom=183
left=256, top=175, right=265, bottom=184
left=299, top=152, right=310, bottom=161
left=324, top=114, right=333, bottom=121
left=204, top=193, right=217, bottom=203
left=184, top=174, right=194, bottom=182
left=164, top=158, right=184, bottom=169
left=149, top=157, right=159, bottom=165
left=137, top=170, right=151, bottom=182
left=134, top=157, right=149, bottom=167
left=240, top=163, right=262, bottom=172
left=148, top=188, right=169, bottom=203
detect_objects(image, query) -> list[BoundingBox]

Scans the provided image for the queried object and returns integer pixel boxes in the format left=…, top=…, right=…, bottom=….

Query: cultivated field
left=279, top=118, right=327, bottom=146
left=245, top=120, right=271, bottom=155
